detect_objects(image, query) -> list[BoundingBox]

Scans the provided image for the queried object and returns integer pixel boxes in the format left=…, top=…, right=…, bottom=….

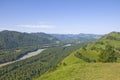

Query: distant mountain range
left=50, top=33, right=102, bottom=43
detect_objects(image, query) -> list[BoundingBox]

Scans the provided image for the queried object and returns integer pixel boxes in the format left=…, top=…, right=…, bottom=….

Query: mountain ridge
left=0, top=30, right=58, bottom=49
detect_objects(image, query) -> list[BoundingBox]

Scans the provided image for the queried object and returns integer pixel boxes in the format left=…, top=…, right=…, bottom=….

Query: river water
left=0, top=49, right=45, bottom=67
left=63, top=44, right=72, bottom=47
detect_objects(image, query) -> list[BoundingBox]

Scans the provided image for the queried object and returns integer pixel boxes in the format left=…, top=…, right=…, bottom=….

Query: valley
left=0, top=30, right=120, bottom=80
left=0, top=30, right=94, bottom=80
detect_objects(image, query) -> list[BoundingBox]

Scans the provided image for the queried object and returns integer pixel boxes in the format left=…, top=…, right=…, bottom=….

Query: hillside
left=35, top=32, right=120, bottom=80
left=31, top=32, right=58, bottom=43
left=61, top=31, right=120, bottom=63
left=0, top=30, right=58, bottom=49
left=36, top=63, right=120, bottom=80
left=86, top=32, right=120, bottom=56
left=36, top=49, right=120, bottom=80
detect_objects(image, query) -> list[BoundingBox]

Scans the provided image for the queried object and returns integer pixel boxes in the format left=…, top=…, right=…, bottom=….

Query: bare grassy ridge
left=37, top=63, right=120, bottom=80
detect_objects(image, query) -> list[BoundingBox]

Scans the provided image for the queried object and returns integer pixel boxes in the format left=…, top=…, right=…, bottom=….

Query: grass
left=35, top=50, right=120, bottom=80
left=59, top=51, right=86, bottom=66
left=35, top=63, right=120, bottom=80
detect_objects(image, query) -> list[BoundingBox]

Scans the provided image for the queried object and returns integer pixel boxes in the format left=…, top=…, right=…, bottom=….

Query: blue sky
left=0, top=0, right=120, bottom=34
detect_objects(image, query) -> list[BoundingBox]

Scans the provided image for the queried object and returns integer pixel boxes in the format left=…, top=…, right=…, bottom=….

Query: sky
left=0, top=0, right=120, bottom=34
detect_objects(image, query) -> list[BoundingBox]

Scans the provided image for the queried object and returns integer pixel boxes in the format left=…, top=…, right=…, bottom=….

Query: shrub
left=99, top=45, right=117, bottom=62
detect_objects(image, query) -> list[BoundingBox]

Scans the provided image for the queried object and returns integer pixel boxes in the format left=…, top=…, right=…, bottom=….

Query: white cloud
left=17, top=24, right=55, bottom=29
left=0, top=24, right=56, bottom=33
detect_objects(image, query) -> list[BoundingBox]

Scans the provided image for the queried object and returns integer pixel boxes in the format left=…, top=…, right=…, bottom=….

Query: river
left=0, top=49, right=45, bottom=67
left=63, top=44, right=72, bottom=47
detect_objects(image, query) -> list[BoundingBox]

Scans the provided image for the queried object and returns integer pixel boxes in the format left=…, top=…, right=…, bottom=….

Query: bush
left=99, top=45, right=117, bottom=62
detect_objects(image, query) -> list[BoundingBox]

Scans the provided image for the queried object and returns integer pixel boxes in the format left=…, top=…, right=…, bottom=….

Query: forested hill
left=73, top=31, right=120, bottom=63
left=87, top=31, right=120, bottom=51
left=0, top=30, right=58, bottom=49
left=31, top=32, right=57, bottom=40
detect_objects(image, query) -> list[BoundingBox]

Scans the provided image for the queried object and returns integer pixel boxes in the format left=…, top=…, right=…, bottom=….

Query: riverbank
left=0, top=49, right=45, bottom=67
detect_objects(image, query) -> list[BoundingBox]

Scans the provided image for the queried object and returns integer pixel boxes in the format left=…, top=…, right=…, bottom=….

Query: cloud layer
left=17, top=24, right=54, bottom=29
left=0, top=24, right=55, bottom=33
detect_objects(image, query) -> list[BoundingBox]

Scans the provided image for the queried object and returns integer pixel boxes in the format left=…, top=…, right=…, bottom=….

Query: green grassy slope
left=87, top=32, right=120, bottom=50
left=83, top=32, right=120, bottom=61
left=35, top=32, right=120, bottom=80
left=36, top=63, right=120, bottom=80
left=36, top=50, right=120, bottom=80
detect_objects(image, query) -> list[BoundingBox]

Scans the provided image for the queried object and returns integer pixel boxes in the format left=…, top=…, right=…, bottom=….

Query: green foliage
left=75, top=52, right=96, bottom=62
left=99, top=45, right=117, bottom=62
left=84, top=32, right=120, bottom=63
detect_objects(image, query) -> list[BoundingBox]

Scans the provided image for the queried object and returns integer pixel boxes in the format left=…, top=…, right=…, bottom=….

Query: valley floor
left=36, top=63, right=120, bottom=80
